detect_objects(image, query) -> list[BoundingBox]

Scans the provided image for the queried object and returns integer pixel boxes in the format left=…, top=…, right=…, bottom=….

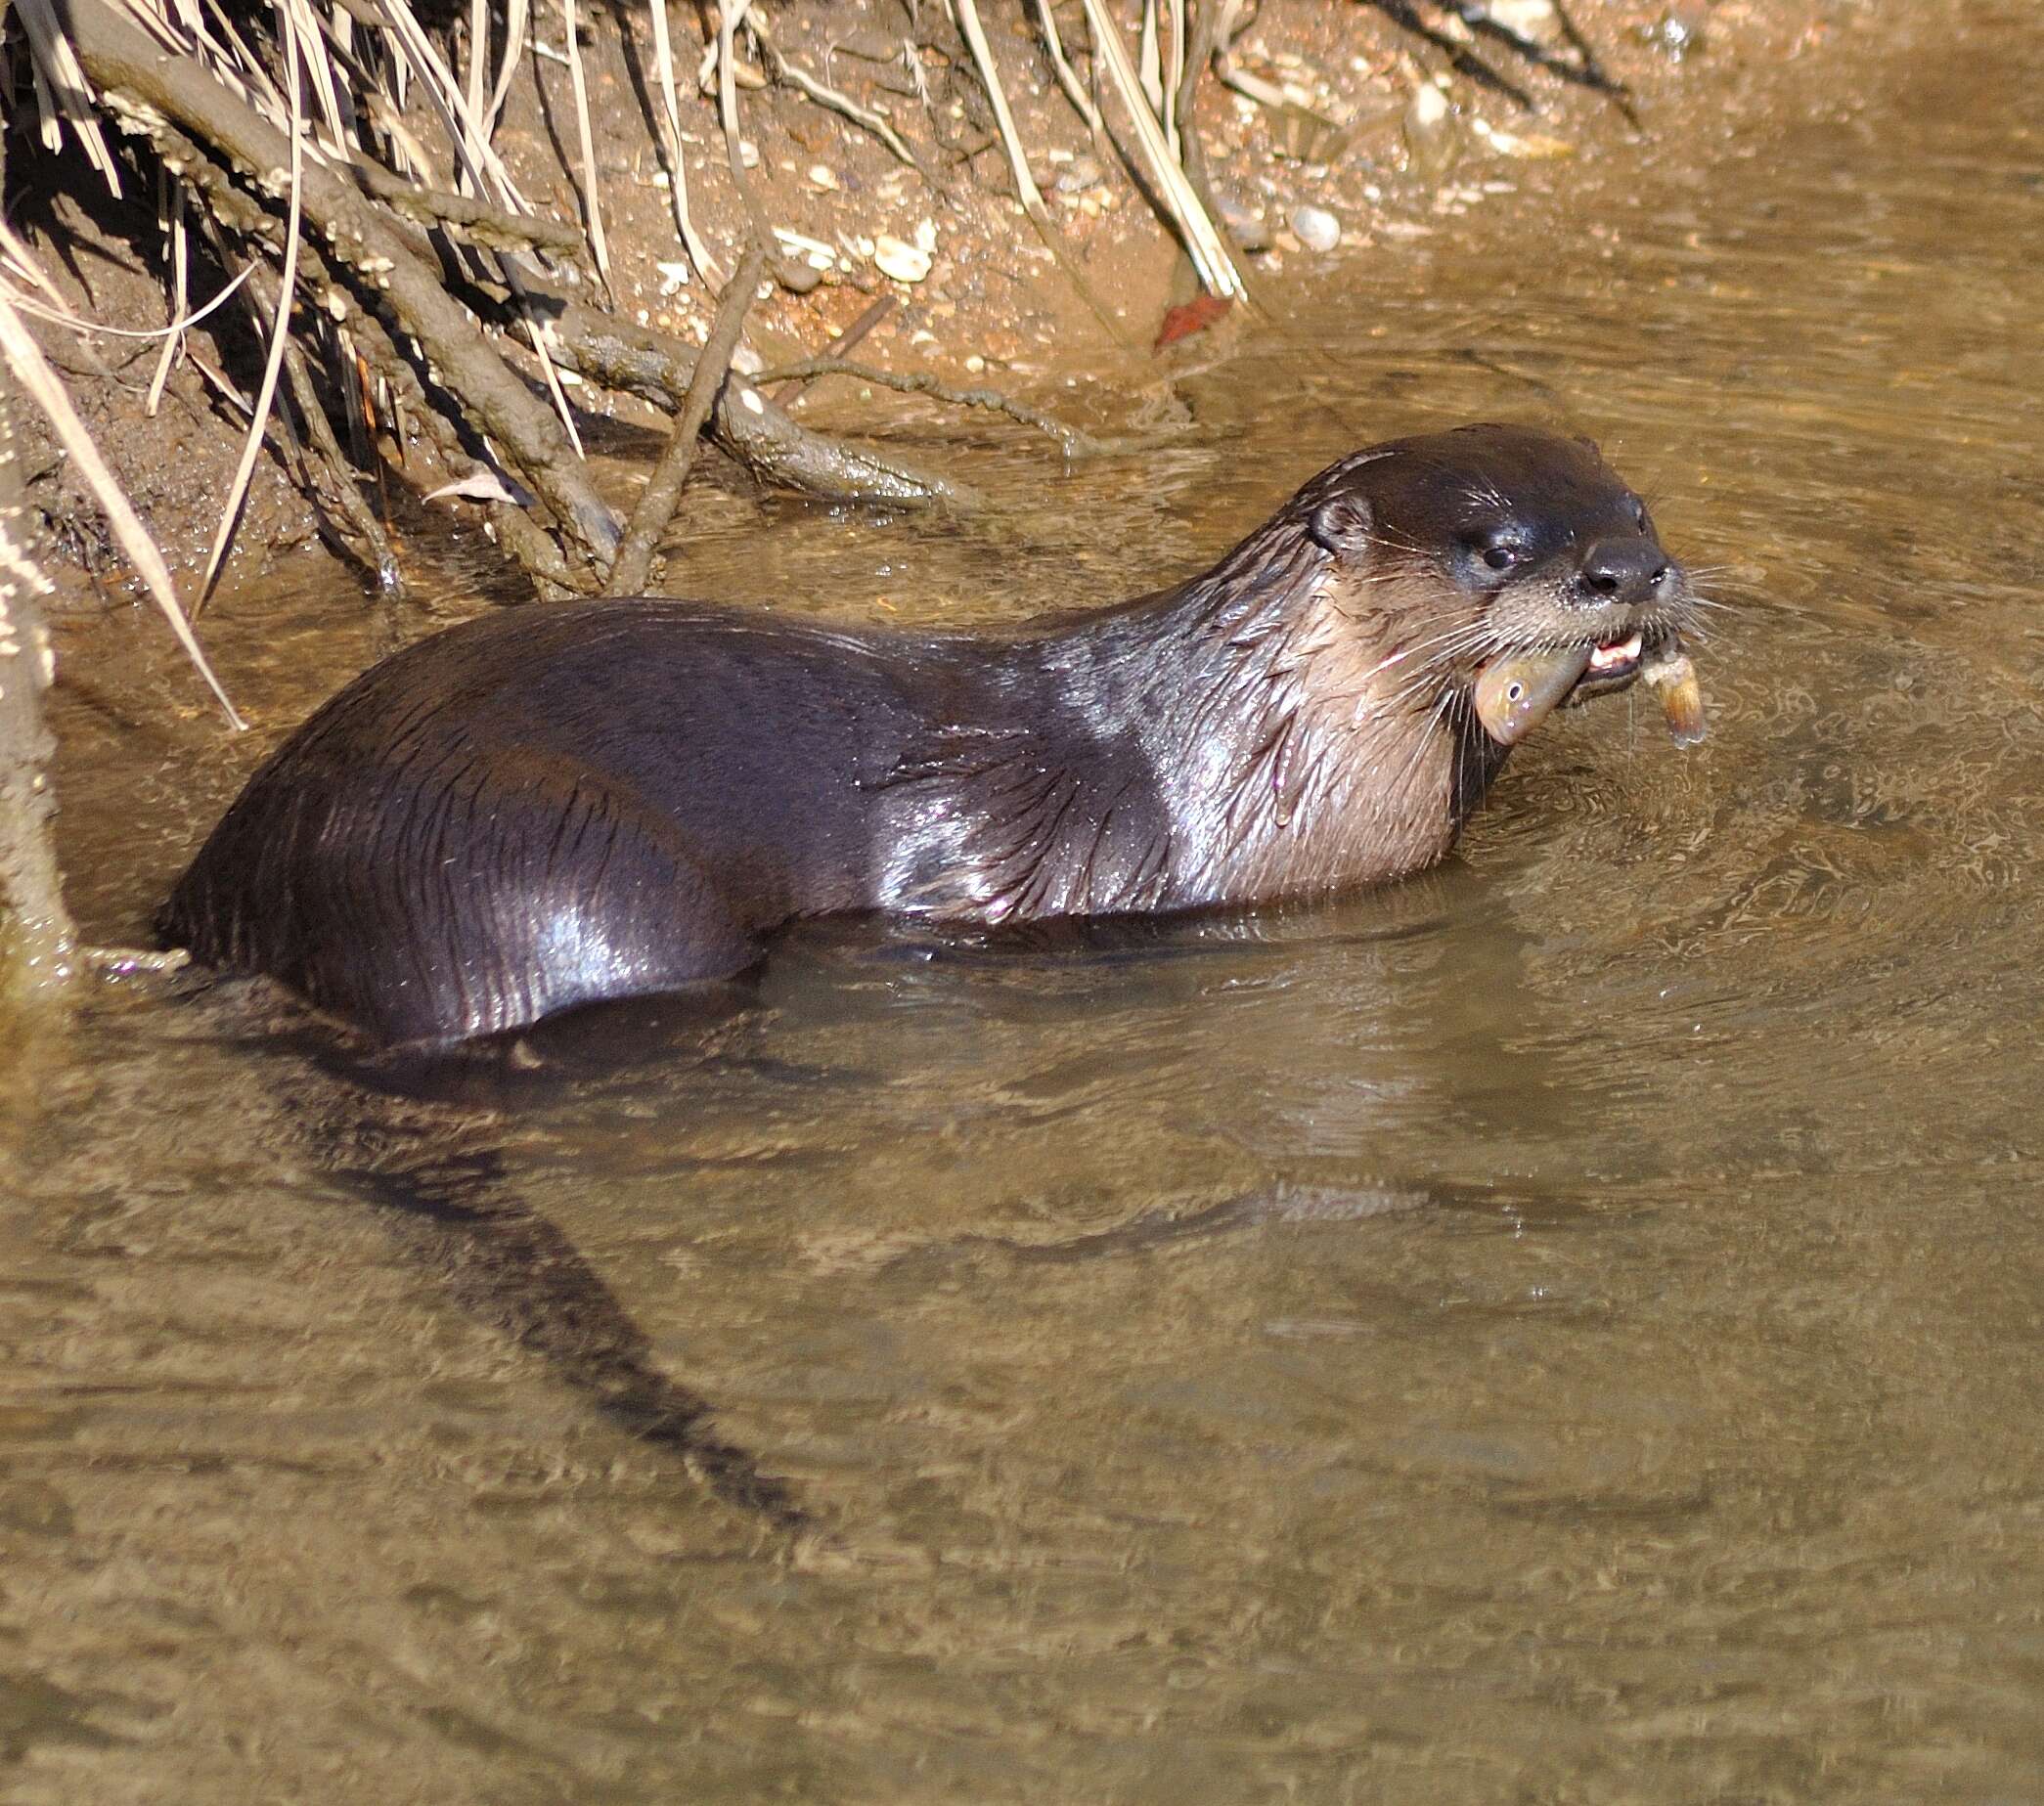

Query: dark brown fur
left=162, top=423, right=1692, bottom=1043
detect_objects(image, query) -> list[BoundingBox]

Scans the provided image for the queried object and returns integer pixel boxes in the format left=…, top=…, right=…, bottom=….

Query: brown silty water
left=6, top=2, right=2042, bottom=1797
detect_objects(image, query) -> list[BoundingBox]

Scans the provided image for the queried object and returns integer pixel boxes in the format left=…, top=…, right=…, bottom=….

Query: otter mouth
left=1571, top=630, right=1646, bottom=699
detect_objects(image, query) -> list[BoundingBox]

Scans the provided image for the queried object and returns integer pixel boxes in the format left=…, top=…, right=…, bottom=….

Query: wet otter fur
left=163, top=422, right=1694, bottom=1043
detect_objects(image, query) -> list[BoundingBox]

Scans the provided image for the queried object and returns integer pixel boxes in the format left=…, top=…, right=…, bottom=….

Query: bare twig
left=341, top=157, right=584, bottom=252
left=646, top=0, right=722, bottom=286
left=606, top=237, right=768, bottom=596
left=1355, top=1, right=1533, bottom=110
left=767, top=295, right=892, bottom=404
left=509, top=297, right=973, bottom=509
left=949, top=0, right=1044, bottom=211
left=746, top=13, right=941, bottom=190
left=559, top=0, right=612, bottom=287
left=1031, top=0, right=1107, bottom=145
left=748, top=357, right=1102, bottom=456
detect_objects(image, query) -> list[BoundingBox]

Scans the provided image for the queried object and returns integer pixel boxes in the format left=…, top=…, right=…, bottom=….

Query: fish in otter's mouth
left=1473, top=629, right=1706, bottom=748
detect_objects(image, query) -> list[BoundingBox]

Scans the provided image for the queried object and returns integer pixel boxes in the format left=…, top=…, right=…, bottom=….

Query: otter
left=162, top=423, right=1702, bottom=1044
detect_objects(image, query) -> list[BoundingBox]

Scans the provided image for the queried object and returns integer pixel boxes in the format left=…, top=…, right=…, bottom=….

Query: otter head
left=1296, top=423, right=1696, bottom=747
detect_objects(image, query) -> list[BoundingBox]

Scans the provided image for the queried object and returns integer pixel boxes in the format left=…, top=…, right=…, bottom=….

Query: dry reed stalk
left=949, top=0, right=1045, bottom=212
left=605, top=237, right=770, bottom=596
left=646, top=0, right=722, bottom=286
left=559, top=0, right=611, bottom=287
left=14, top=0, right=125, bottom=193
left=0, top=291, right=244, bottom=727
left=1076, top=0, right=1243, bottom=297
left=146, top=181, right=188, bottom=415
left=196, top=0, right=307, bottom=613
left=1031, top=0, right=1106, bottom=143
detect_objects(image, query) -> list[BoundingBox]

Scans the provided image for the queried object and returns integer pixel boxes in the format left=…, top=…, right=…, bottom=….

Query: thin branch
left=342, top=156, right=584, bottom=252
left=606, top=237, right=768, bottom=595
left=503, top=294, right=974, bottom=509
left=746, top=13, right=942, bottom=191
left=1356, top=0, right=1533, bottom=110
left=1031, top=0, right=1107, bottom=145
left=748, top=357, right=1102, bottom=456
left=767, top=294, right=891, bottom=404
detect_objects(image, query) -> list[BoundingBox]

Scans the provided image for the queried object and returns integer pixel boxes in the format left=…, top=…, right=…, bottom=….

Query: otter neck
left=1133, top=550, right=1503, bottom=903
left=964, top=538, right=1510, bottom=920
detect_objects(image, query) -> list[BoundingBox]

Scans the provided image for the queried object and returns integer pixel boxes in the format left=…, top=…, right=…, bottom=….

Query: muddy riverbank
left=6, top=0, right=1833, bottom=596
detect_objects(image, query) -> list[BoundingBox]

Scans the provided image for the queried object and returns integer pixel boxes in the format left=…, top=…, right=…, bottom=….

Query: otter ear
left=1306, top=491, right=1375, bottom=557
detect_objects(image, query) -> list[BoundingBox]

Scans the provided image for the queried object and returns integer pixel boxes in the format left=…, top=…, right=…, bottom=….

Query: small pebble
left=875, top=235, right=932, bottom=283
left=1053, top=155, right=1104, bottom=194
left=1290, top=203, right=1341, bottom=252
left=1214, top=190, right=1271, bottom=252
left=1487, top=0, right=1554, bottom=33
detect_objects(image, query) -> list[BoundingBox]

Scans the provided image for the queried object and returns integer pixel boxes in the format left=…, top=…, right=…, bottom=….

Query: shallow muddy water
left=8, top=2, right=2044, bottom=1798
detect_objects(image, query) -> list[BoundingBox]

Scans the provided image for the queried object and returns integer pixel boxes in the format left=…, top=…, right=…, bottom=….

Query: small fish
left=1473, top=645, right=1592, bottom=745
left=1642, top=640, right=1708, bottom=747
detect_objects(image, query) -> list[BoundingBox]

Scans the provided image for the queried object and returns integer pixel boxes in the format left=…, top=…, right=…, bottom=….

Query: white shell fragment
left=874, top=235, right=932, bottom=283
left=1290, top=204, right=1341, bottom=252
left=1488, top=0, right=1556, bottom=33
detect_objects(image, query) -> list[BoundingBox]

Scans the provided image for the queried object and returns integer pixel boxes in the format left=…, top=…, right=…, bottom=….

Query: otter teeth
left=1588, top=632, right=1643, bottom=673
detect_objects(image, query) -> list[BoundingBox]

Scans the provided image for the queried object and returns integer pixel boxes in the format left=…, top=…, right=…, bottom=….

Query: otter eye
left=1632, top=500, right=1651, bottom=533
left=1482, top=544, right=1523, bottom=573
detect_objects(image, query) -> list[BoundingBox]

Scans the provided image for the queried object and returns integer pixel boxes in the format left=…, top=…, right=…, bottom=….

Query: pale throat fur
left=875, top=501, right=1496, bottom=927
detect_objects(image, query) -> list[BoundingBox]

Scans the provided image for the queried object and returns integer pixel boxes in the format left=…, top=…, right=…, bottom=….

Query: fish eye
left=1506, top=680, right=1527, bottom=702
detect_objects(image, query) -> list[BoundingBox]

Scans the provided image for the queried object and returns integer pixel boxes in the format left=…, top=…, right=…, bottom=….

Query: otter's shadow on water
left=270, top=991, right=813, bottom=1529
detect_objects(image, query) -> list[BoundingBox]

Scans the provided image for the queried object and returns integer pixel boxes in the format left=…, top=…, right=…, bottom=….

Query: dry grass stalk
left=950, top=0, right=1046, bottom=212
left=1076, top=0, right=1244, bottom=297
left=1031, top=0, right=1107, bottom=143
left=197, top=0, right=308, bottom=614
left=646, top=0, right=723, bottom=286
left=0, top=290, right=244, bottom=727
left=559, top=0, right=612, bottom=287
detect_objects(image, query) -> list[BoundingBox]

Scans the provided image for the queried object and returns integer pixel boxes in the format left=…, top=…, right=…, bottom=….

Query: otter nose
left=1576, top=540, right=1669, bottom=609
